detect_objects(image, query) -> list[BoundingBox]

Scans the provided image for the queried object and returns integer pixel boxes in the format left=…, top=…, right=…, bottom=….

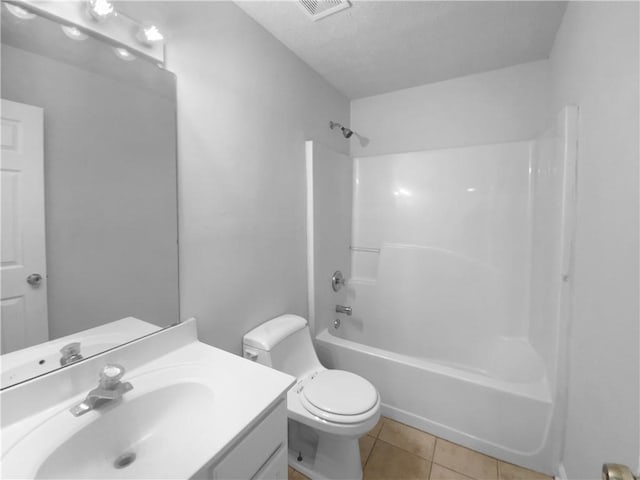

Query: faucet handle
left=60, top=342, right=81, bottom=356
left=99, top=364, right=125, bottom=390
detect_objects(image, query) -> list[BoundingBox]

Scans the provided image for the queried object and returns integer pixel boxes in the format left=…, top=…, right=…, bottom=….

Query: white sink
left=3, top=367, right=216, bottom=479
left=39, top=384, right=213, bottom=479
left=1, top=319, right=295, bottom=479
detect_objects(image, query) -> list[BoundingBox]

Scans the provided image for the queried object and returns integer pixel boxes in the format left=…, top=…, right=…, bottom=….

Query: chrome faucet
left=335, top=305, right=352, bottom=316
left=60, top=342, right=83, bottom=366
left=70, top=364, right=132, bottom=417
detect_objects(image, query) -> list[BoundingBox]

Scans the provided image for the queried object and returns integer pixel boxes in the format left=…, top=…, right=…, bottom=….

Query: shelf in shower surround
left=349, top=246, right=381, bottom=253
left=350, top=246, right=381, bottom=280
left=349, top=277, right=377, bottom=286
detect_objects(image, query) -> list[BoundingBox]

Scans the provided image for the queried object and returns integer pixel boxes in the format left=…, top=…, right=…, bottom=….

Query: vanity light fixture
left=113, top=47, right=136, bottom=61
left=61, top=25, right=89, bottom=41
left=87, top=0, right=115, bottom=22
left=4, top=3, right=36, bottom=19
left=136, top=24, right=164, bottom=46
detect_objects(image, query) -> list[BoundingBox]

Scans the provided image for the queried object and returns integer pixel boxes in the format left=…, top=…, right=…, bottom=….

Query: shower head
left=330, top=121, right=355, bottom=139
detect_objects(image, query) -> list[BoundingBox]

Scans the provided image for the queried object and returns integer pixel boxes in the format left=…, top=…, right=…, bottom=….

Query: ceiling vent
left=298, top=0, right=351, bottom=21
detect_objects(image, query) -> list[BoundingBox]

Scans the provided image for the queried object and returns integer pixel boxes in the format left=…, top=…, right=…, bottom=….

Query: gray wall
left=351, top=60, right=551, bottom=156
left=119, top=1, right=350, bottom=354
left=1, top=45, right=179, bottom=338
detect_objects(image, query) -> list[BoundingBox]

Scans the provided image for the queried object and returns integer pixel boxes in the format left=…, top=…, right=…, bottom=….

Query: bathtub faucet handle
left=332, top=271, right=347, bottom=292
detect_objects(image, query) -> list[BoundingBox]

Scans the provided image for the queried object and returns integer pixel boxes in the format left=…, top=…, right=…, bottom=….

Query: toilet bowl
left=243, top=314, right=381, bottom=480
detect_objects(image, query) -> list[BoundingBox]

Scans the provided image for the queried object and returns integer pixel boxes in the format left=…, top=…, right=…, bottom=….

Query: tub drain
left=114, top=452, right=136, bottom=469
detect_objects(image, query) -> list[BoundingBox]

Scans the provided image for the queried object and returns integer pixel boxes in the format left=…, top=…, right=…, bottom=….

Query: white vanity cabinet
left=195, top=399, right=288, bottom=480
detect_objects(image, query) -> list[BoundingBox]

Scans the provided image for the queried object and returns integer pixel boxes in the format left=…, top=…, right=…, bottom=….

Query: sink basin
left=3, top=377, right=215, bottom=479
left=40, top=382, right=214, bottom=479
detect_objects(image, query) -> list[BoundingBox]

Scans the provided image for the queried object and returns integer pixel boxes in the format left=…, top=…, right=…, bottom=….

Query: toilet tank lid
left=243, top=315, right=308, bottom=351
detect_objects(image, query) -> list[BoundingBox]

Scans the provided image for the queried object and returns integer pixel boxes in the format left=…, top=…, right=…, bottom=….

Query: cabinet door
left=212, top=401, right=287, bottom=479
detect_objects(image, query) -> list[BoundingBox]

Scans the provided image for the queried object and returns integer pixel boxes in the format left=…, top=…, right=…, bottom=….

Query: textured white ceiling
left=235, top=1, right=567, bottom=99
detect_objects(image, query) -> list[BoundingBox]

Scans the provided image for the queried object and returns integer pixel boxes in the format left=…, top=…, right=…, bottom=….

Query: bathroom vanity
left=1, top=5, right=295, bottom=477
left=0, top=319, right=295, bottom=479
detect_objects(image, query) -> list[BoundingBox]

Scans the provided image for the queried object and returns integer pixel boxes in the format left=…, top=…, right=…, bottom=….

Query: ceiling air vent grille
left=298, top=0, right=351, bottom=21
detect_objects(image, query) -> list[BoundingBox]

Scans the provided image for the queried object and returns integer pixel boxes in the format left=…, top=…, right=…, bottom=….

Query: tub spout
left=336, top=305, right=352, bottom=316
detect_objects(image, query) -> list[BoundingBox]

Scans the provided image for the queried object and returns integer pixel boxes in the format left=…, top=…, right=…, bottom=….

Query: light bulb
left=5, top=4, right=36, bottom=19
left=113, top=47, right=136, bottom=61
left=61, top=25, right=88, bottom=41
left=87, top=0, right=115, bottom=21
left=136, top=24, right=164, bottom=46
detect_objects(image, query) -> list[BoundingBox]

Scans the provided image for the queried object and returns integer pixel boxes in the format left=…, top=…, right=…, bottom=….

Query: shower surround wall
left=349, top=142, right=532, bottom=348
left=312, top=107, right=577, bottom=473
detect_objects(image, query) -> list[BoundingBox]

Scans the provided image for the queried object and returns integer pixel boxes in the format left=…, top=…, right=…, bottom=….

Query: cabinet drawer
left=213, top=400, right=287, bottom=479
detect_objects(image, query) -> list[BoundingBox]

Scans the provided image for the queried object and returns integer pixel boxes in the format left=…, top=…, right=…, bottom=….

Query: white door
left=1, top=99, right=48, bottom=354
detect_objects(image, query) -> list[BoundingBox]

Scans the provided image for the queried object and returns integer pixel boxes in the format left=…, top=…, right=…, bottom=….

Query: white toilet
left=243, top=314, right=381, bottom=480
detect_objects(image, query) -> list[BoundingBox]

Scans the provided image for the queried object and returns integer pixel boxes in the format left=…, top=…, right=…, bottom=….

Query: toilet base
left=288, top=420, right=363, bottom=480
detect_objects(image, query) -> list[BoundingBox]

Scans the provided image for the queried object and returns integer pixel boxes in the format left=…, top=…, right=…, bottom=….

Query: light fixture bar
left=7, top=0, right=166, bottom=64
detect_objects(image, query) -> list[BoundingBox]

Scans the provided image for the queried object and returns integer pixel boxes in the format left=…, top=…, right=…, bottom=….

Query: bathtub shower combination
left=306, top=106, right=578, bottom=474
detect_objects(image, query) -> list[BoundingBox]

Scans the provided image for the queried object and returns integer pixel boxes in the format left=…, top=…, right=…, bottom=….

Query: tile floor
left=287, top=417, right=553, bottom=480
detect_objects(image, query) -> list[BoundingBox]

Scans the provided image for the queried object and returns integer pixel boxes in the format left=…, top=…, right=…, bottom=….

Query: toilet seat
left=298, top=370, right=379, bottom=424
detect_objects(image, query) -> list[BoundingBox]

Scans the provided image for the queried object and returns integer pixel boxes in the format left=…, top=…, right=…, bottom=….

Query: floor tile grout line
left=430, top=461, right=482, bottom=480
left=378, top=417, right=438, bottom=462
left=364, top=437, right=433, bottom=480
left=381, top=417, right=516, bottom=470
left=435, top=436, right=502, bottom=464
left=375, top=420, right=500, bottom=480
left=373, top=436, right=435, bottom=463
left=372, top=418, right=546, bottom=480
left=430, top=453, right=498, bottom=480
left=376, top=430, right=438, bottom=462
left=292, top=416, right=550, bottom=480
left=426, top=458, right=434, bottom=480
left=363, top=436, right=377, bottom=470
left=433, top=437, right=501, bottom=479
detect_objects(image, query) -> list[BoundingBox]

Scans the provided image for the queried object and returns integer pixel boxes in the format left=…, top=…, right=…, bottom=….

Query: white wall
left=549, top=2, right=640, bottom=477
left=157, top=2, right=350, bottom=354
left=350, top=60, right=551, bottom=157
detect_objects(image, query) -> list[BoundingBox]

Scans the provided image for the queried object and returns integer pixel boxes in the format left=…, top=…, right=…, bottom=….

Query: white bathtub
left=315, top=328, right=556, bottom=473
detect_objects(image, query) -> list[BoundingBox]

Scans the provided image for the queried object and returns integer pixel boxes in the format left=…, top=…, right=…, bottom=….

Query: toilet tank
left=243, top=315, right=322, bottom=379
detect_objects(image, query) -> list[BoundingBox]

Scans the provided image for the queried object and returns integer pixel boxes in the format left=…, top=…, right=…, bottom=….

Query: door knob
left=602, top=464, right=636, bottom=480
left=26, top=273, right=43, bottom=286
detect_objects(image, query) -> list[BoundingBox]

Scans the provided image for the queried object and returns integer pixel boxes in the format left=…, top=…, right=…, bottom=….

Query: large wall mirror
left=1, top=3, right=179, bottom=388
